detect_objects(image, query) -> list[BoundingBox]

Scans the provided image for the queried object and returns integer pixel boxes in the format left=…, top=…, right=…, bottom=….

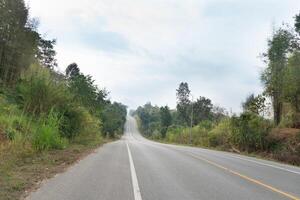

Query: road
left=27, top=116, right=300, bottom=200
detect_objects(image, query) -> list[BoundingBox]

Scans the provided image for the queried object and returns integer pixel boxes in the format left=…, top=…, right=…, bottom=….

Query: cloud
left=26, top=0, right=300, bottom=112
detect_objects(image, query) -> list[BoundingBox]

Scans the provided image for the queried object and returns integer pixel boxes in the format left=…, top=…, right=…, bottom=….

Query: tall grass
left=17, top=64, right=70, bottom=116
left=32, top=111, right=67, bottom=151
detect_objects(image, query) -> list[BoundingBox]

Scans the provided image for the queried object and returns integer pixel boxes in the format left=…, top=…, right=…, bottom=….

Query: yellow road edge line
left=188, top=153, right=300, bottom=200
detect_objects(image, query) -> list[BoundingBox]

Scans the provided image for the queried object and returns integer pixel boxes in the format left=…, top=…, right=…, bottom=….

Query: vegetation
left=134, top=12, right=300, bottom=166
left=0, top=0, right=127, bottom=199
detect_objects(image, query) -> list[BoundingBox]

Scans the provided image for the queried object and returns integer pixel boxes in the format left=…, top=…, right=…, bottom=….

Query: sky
left=25, top=0, right=300, bottom=112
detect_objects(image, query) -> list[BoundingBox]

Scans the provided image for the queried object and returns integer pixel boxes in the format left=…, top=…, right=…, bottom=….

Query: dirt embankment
left=266, top=128, right=300, bottom=165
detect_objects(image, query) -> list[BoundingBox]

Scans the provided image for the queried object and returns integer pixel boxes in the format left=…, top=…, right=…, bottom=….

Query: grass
left=0, top=137, right=107, bottom=200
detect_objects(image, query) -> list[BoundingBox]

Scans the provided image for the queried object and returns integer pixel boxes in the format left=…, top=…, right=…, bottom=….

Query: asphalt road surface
left=27, top=116, right=300, bottom=200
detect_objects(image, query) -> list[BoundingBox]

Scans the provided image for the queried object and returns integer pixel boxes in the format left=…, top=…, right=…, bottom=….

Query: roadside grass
left=0, top=137, right=107, bottom=200
left=0, top=91, right=110, bottom=200
left=150, top=137, right=300, bottom=167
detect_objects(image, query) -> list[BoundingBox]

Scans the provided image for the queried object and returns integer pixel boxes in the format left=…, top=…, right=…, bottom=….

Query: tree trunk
left=273, top=95, right=282, bottom=125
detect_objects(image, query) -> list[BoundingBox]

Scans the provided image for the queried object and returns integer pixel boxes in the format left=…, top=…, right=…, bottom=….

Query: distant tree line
left=134, top=82, right=226, bottom=139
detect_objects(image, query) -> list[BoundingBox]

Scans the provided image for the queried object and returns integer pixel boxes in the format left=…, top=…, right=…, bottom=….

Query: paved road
left=27, top=116, right=300, bottom=200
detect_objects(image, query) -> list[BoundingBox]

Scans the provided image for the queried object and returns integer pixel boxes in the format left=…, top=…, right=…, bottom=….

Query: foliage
left=192, top=96, right=213, bottom=125
left=132, top=12, right=300, bottom=166
left=211, top=106, right=227, bottom=123
left=134, top=103, right=160, bottom=136
left=283, top=51, right=300, bottom=113
left=295, top=12, right=300, bottom=35
left=208, top=118, right=231, bottom=148
left=242, top=94, right=266, bottom=115
left=261, top=27, right=295, bottom=124
left=66, top=62, right=80, bottom=78
left=37, top=38, right=58, bottom=69
left=16, top=64, right=70, bottom=115
left=101, top=102, right=127, bottom=137
left=32, top=111, right=67, bottom=151
left=159, top=106, right=172, bottom=138
left=0, top=0, right=56, bottom=85
left=0, top=0, right=128, bottom=161
left=59, top=105, right=99, bottom=139
left=66, top=65, right=109, bottom=115
left=231, top=112, right=273, bottom=152
left=176, top=82, right=191, bottom=125
left=261, top=23, right=299, bottom=125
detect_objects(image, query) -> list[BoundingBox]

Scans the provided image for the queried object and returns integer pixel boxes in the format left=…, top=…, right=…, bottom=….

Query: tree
left=66, top=62, right=80, bottom=78
left=160, top=106, right=172, bottom=138
left=135, top=102, right=161, bottom=136
left=101, top=102, right=127, bottom=137
left=176, top=82, right=191, bottom=125
left=295, top=12, right=300, bottom=35
left=212, top=106, right=227, bottom=123
left=261, top=27, right=294, bottom=124
left=0, top=0, right=39, bottom=84
left=242, top=94, right=266, bottom=115
left=192, top=96, right=213, bottom=125
left=283, top=51, right=300, bottom=112
left=66, top=64, right=109, bottom=115
left=37, top=38, right=57, bottom=69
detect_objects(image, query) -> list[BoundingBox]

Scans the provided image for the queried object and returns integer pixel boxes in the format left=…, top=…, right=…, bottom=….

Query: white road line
left=136, top=139, right=300, bottom=175
left=227, top=154, right=300, bottom=175
left=126, top=142, right=143, bottom=200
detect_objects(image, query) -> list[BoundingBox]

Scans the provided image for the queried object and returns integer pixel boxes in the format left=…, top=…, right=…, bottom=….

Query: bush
left=16, top=64, right=70, bottom=116
left=231, top=112, right=273, bottom=152
left=209, top=118, right=231, bottom=148
left=60, top=105, right=91, bottom=139
left=198, top=120, right=214, bottom=130
left=0, top=94, right=32, bottom=141
left=166, top=125, right=185, bottom=143
left=33, top=111, right=67, bottom=151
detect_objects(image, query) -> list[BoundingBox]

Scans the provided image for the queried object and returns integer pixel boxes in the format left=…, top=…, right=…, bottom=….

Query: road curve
left=27, top=116, right=300, bottom=200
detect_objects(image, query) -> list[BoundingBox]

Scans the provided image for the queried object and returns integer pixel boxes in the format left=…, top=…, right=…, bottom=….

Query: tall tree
left=66, top=62, right=80, bottom=78
left=102, top=102, right=127, bottom=137
left=192, top=96, right=213, bottom=125
left=135, top=103, right=161, bottom=136
left=242, top=94, right=266, bottom=115
left=37, top=38, right=57, bottom=69
left=295, top=12, right=300, bottom=35
left=261, top=28, right=294, bottom=124
left=283, top=51, right=300, bottom=112
left=160, top=106, right=172, bottom=138
left=0, top=0, right=39, bottom=84
left=176, top=82, right=191, bottom=125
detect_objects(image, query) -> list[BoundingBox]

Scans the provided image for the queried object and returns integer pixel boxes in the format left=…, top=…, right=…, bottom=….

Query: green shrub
left=0, top=95, right=32, bottom=141
left=151, top=130, right=162, bottom=140
left=60, top=105, right=89, bottom=139
left=231, top=112, right=273, bottom=152
left=166, top=125, right=185, bottom=143
left=198, top=120, right=214, bottom=130
left=16, top=64, right=71, bottom=116
left=33, top=111, right=67, bottom=151
left=209, top=118, right=231, bottom=148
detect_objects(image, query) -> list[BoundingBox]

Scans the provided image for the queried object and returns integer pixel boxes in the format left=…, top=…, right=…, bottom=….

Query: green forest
left=0, top=1, right=127, bottom=199
left=134, top=12, right=300, bottom=166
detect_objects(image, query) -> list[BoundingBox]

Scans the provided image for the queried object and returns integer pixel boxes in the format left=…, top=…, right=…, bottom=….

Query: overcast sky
left=26, top=0, right=300, bottom=112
